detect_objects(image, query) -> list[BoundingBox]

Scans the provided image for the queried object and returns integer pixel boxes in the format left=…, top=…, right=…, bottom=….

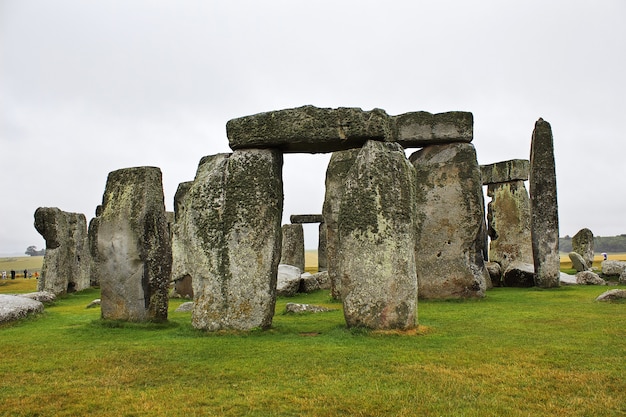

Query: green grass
left=1, top=283, right=625, bottom=416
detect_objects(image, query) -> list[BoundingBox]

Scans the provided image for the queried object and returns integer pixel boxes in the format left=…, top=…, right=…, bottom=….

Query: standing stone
left=87, top=210, right=101, bottom=287
left=175, top=150, right=283, bottom=331
left=409, top=143, right=489, bottom=299
left=97, top=167, right=171, bottom=322
left=338, top=140, right=418, bottom=329
left=280, top=224, right=305, bottom=272
left=34, top=207, right=90, bottom=295
left=568, top=252, right=589, bottom=272
left=572, top=228, right=594, bottom=269
left=323, top=148, right=361, bottom=299
left=486, top=181, right=533, bottom=271
left=318, top=222, right=327, bottom=272
left=529, top=119, right=560, bottom=288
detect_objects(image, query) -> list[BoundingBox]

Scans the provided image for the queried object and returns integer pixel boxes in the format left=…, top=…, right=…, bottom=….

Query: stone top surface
left=290, top=214, right=324, bottom=224
left=226, top=105, right=473, bottom=153
left=480, top=159, right=530, bottom=185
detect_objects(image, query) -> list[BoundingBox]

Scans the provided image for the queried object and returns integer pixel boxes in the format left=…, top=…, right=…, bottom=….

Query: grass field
left=1, top=260, right=625, bottom=416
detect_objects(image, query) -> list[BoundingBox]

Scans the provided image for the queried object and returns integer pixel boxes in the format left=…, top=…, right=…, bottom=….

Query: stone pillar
left=179, top=150, right=283, bottom=331
left=481, top=159, right=533, bottom=277
left=338, top=141, right=418, bottom=329
left=410, top=142, right=489, bottom=299
left=323, top=148, right=361, bottom=299
left=34, top=207, right=91, bottom=295
left=318, top=222, right=327, bottom=272
left=529, top=118, right=560, bottom=288
left=572, top=228, right=594, bottom=269
left=280, top=224, right=305, bottom=272
left=97, top=166, right=172, bottom=322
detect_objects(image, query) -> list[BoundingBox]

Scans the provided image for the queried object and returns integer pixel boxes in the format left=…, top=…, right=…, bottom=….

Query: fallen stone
left=529, top=118, right=560, bottom=288
left=569, top=252, right=589, bottom=272
left=502, top=262, right=535, bottom=287
left=86, top=299, right=101, bottom=309
left=17, top=291, right=56, bottom=304
left=175, top=302, right=194, bottom=312
left=277, top=264, right=302, bottom=297
left=601, top=260, right=626, bottom=276
left=280, top=224, right=305, bottom=272
left=311, top=270, right=330, bottom=289
left=480, top=159, right=529, bottom=185
left=485, top=261, right=502, bottom=287
left=285, top=303, right=335, bottom=314
left=559, top=272, right=577, bottom=285
left=620, top=270, right=626, bottom=285
left=575, top=270, right=606, bottom=285
left=299, top=273, right=320, bottom=293
left=290, top=214, right=324, bottom=224
left=572, top=228, right=594, bottom=269
left=410, top=142, right=489, bottom=299
left=596, top=289, right=626, bottom=301
left=0, top=295, right=44, bottom=324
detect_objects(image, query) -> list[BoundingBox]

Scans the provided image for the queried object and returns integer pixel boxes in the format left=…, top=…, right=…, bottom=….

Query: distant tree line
left=25, top=246, right=45, bottom=256
left=560, top=234, right=626, bottom=253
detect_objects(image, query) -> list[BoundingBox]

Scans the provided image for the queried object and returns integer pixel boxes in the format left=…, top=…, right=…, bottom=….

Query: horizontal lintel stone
left=290, top=214, right=324, bottom=224
left=226, top=106, right=473, bottom=153
left=481, top=159, right=530, bottom=185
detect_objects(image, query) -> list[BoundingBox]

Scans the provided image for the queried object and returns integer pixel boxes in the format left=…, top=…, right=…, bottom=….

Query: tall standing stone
left=410, top=142, right=489, bottom=299
left=97, top=167, right=172, bottom=322
left=529, top=118, right=560, bottom=288
left=322, top=148, right=361, bottom=299
left=318, top=222, right=327, bottom=272
left=572, top=228, right=594, bottom=269
left=280, top=224, right=305, bottom=272
left=176, top=150, right=283, bottom=331
left=338, top=141, right=418, bottom=329
left=34, top=207, right=91, bottom=295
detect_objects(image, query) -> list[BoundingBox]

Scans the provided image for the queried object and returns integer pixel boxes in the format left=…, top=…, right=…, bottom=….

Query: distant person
left=24, top=269, right=28, bottom=278
left=602, top=253, right=608, bottom=260
left=1, top=271, right=6, bottom=280
left=10, top=270, right=15, bottom=279
left=34, top=271, right=39, bottom=279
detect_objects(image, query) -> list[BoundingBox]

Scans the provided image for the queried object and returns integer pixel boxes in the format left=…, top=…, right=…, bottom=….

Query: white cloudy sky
left=1, top=0, right=625, bottom=254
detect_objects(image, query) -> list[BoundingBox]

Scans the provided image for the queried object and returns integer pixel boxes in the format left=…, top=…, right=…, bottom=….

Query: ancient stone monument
left=409, top=143, right=490, bottom=299
left=34, top=207, right=91, bottom=295
left=290, top=214, right=327, bottom=272
left=572, top=228, right=594, bottom=269
left=171, top=151, right=283, bottom=331
left=96, top=166, right=172, bottom=322
left=481, top=159, right=533, bottom=280
left=280, top=223, right=305, bottom=272
left=338, top=140, right=418, bottom=329
left=529, top=118, right=560, bottom=288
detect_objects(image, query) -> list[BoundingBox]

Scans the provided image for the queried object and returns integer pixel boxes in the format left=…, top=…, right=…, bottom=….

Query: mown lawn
left=1, top=281, right=625, bottom=416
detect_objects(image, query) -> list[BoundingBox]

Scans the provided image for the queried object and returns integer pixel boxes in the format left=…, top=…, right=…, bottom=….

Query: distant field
left=559, top=252, right=626, bottom=269
left=0, top=256, right=43, bottom=277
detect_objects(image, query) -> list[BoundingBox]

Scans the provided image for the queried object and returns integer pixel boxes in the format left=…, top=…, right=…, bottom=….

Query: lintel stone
left=290, top=214, right=324, bottom=224
left=392, top=111, right=473, bottom=147
left=481, top=159, right=529, bottom=185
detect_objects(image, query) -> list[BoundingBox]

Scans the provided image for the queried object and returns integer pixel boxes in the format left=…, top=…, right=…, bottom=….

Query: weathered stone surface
left=323, top=148, right=361, bottom=299
left=568, top=252, right=589, bottom=272
left=34, top=207, right=91, bottom=296
left=391, top=111, right=474, bottom=147
left=559, top=272, right=577, bottom=285
left=0, top=294, right=44, bottom=324
left=87, top=216, right=101, bottom=287
left=280, top=224, right=305, bottom=272
left=410, top=142, right=489, bottom=299
left=485, top=261, right=502, bottom=287
left=277, top=264, right=302, bottom=297
left=173, top=274, right=193, bottom=299
left=601, top=260, right=626, bottom=276
left=575, top=270, right=606, bottom=285
left=173, top=181, right=194, bottom=222
left=97, top=166, right=172, bottom=322
left=311, top=270, right=330, bottom=289
left=285, top=303, right=336, bottom=314
left=227, top=106, right=389, bottom=153
left=318, top=222, right=328, bottom=272
left=486, top=180, right=533, bottom=271
left=175, top=301, right=194, bottom=312
left=17, top=291, right=56, bottom=304
left=620, top=269, right=626, bottom=285
left=502, top=261, right=535, bottom=287
left=86, top=299, right=101, bottom=309
left=290, top=214, right=324, bottom=224
left=226, top=106, right=473, bottom=153
left=529, top=118, right=560, bottom=288
left=480, top=159, right=529, bottom=185
left=572, top=228, right=594, bottom=269
left=339, top=140, right=418, bottom=329
left=174, top=150, right=283, bottom=331
left=596, top=289, right=626, bottom=301
left=300, top=273, right=320, bottom=293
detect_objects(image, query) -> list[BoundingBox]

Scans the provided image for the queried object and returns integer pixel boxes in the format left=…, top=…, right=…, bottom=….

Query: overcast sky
left=1, top=0, right=625, bottom=255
